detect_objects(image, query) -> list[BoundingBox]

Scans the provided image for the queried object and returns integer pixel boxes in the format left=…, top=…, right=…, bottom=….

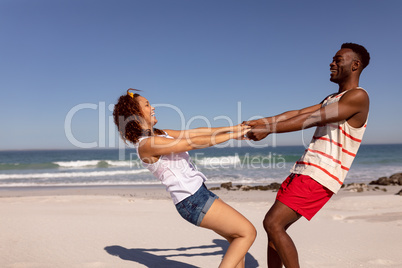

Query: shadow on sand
left=105, top=239, right=259, bottom=267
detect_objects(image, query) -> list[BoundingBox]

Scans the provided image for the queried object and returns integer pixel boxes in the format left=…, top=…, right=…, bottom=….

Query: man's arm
left=245, top=104, right=323, bottom=126
left=247, top=89, right=369, bottom=141
left=245, top=103, right=322, bottom=141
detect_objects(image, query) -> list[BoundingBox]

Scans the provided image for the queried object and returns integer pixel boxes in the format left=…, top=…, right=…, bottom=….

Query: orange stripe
left=296, top=161, right=343, bottom=185
left=341, top=166, right=349, bottom=171
left=313, top=136, right=356, bottom=157
left=342, top=148, right=356, bottom=157
left=308, top=148, right=341, bottom=165
left=338, top=126, right=362, bottom=142
left=327, top=124, right=363, bottom=142
left=313, top=136, right=342, bottom=147
left=307, top=149, right=350, bottom=171
left=329, top=93, right=343, bottom=99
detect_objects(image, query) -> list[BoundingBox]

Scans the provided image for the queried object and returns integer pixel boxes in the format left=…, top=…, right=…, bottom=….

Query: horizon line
left=1, top=142, right=401, bottom=152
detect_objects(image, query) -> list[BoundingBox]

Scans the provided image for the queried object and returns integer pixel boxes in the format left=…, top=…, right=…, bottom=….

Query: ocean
left=0, top=144, right=401, bottom=188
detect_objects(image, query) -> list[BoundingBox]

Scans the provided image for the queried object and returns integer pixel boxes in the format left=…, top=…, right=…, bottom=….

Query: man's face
left=329, top=48, right=355, bottom=84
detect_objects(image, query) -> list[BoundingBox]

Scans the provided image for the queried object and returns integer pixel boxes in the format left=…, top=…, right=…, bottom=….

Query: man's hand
left=243, top=118, right=269, bottom=127
left=245, top=124, right=270, bottom=141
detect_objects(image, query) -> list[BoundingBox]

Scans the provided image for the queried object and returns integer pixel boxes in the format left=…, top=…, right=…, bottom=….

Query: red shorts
left=276, top=174, right=333, bottom=220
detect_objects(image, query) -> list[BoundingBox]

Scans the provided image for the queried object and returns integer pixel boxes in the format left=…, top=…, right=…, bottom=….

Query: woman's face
left=136, top=96, right=157, bottom=128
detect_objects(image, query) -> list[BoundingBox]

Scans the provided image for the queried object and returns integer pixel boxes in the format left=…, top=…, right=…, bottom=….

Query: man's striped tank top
left=290, top=88, right=368, bottom=193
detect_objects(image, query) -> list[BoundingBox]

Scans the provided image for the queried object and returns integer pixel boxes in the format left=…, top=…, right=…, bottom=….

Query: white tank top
left=290, top=88, right=368, bottom=193
left=136, top=133, right=206, bottom=204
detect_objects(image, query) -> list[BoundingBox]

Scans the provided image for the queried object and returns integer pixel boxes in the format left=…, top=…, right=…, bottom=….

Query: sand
left=1, top=185, right=401, bottom=268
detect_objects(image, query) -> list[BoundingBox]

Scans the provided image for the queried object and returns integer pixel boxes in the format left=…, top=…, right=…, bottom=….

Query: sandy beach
left=1, top=184, right=401, bottom=268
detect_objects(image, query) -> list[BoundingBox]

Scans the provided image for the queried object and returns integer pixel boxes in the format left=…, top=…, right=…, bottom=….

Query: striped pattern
left=295, top=161, right=343, bottom=184
left=312, top=136, right=356, bottom=157
left=290, top=89, right=367, bottom=194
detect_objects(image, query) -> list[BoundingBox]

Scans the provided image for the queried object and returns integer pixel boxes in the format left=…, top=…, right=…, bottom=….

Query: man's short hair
left=341, top=43, right=370, bottom=70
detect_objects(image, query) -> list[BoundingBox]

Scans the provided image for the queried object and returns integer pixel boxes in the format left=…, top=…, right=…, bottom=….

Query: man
left=246, top=43, right=370, bottom=268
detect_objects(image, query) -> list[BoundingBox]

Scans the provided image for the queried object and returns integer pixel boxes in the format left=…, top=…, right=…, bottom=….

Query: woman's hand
left=232, top=124, right=251, bottom=140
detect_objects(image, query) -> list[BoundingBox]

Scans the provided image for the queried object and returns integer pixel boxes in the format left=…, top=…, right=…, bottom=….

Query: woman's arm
left=139, top=125, right=249, bottom=164
left=163, top=123, right=243, bottom=139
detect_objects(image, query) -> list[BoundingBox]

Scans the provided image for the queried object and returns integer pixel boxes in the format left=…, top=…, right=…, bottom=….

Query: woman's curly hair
left=113, top=88, right=164, bottom=144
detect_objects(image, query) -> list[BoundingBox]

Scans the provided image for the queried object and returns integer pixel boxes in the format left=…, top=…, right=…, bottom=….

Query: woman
left=113, top=89, right=256, bottom=268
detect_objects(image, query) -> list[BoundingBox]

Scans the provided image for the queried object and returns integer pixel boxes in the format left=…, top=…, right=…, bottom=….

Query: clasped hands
left=238, top=119, right=270, bottom=141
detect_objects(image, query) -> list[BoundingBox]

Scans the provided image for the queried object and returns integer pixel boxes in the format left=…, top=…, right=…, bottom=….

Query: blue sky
left=1, top=0, right=401, bottom=150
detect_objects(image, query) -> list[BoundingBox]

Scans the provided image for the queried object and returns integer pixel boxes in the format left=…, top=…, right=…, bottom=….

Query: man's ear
left=352, top=60, right=361, bottom=72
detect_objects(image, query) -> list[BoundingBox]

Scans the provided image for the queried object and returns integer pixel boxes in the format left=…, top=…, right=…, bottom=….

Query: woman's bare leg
left=200, top=198, right=256, bottom=268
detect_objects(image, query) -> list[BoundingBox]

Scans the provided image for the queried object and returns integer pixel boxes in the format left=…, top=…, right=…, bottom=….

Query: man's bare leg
left=263, top=200, right=301, bottom=268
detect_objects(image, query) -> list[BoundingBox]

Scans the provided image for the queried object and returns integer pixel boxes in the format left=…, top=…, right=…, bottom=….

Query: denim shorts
left=175, top=184, right=219, bottom=226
